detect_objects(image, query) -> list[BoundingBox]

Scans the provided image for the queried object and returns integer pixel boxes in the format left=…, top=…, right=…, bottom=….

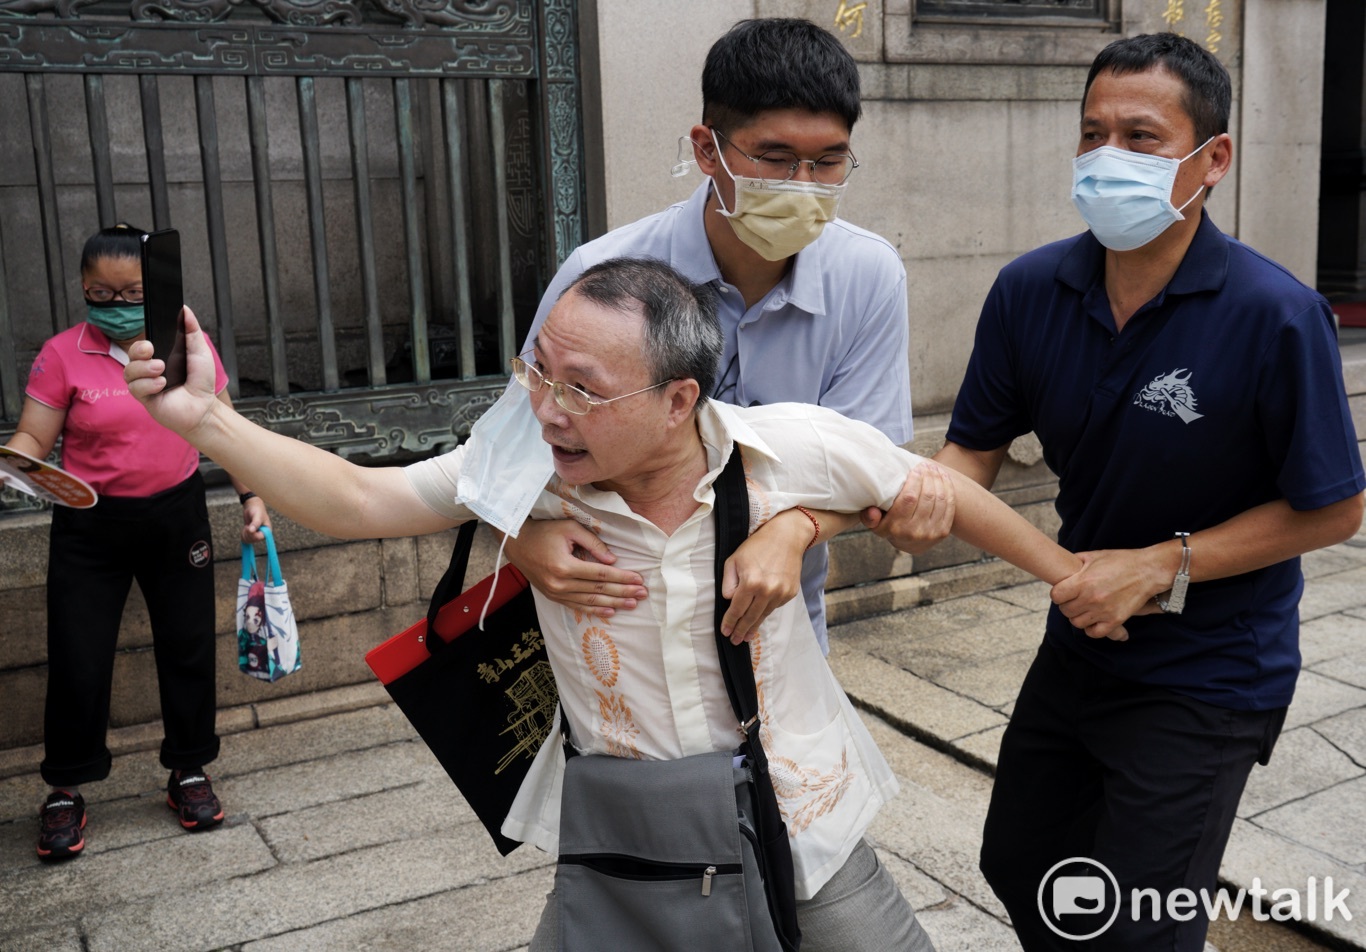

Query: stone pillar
left=1238, top=0, right=1328, bottom=285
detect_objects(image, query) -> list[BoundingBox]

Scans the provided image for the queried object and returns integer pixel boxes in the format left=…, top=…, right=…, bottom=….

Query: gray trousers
left=530, top=837, right=937, bottom=951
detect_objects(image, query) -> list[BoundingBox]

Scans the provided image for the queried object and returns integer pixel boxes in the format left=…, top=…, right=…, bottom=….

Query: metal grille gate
left=0, top=0, right=586, bottom=502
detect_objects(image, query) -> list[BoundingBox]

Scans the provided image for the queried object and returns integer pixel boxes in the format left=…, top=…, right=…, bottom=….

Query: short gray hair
left=562, top=257, right=722, bottom=401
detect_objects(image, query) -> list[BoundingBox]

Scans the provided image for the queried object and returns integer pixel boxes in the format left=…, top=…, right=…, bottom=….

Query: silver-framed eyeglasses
left=712, top=128, right=859, bottom=186
left=511, top=355, right=672, bottom=416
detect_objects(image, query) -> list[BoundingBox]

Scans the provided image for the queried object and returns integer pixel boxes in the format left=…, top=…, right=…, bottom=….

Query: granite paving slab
left=258, top=777, right=484, bottom=864
left=1220, top=819, right=1366, bottom=948
left=1283, top=671, right=1366, bottom=730
left=1299, top=566, right=1366, bottom=622
left=240, top=866, right=555, bottom=952
left=1301, top=545, right=1366, bottom=580
left=221, top=738, right=451, bottom=821
left=861, top=715, right=1008, bottom=922
left=930, top=649, right=1036, bottom=711
left=829, top=640, right=1007, bottom=742
left=834, top=594, right=1032, bottom=652
left=1250, top=775, right=1366, bottom=868
left=0, top=790, right=187, bottom=873
left=1311, top=648, right=1366, bottom=690
left=1315, top=708, right=1366, bottom=764
left=982, top=580, right=1054, bottom=611
left=1299, top=613, right=1366, bottom=667
left=3, top=823, right=277, bottom=931
left=0, top=924, right=86, bottom=952
left=1237, top=727, right=1365, bottom=818
left=954, top=724, right=1008, bottom=770
left=862, top=611, right=1048, bottom=682
left=82, top=833, right=550, bottom=952
left=877, top=843, right=952, bottom=910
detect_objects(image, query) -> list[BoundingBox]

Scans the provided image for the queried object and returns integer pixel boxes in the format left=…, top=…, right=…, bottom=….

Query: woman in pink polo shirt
left=5, top=224, right=270, bottom=861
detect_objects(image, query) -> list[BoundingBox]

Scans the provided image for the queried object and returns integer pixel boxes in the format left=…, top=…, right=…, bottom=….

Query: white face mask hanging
left=1071, top=137, right=1216, bottom=251
left=455, top=383, right=553, bottom=538
left=708, top=129, right=844, bottom=261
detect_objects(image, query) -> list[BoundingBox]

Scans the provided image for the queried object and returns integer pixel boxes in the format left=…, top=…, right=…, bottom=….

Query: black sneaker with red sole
left=37, top=790, right=86, bottom=861
left=166, top=770, right=224, bottom=831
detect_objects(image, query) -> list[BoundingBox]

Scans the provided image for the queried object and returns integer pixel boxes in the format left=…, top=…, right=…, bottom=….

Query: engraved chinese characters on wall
left=1160, top=0, right=1227, bottom=54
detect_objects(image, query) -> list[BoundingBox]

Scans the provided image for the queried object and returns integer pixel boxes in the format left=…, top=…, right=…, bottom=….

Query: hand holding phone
left=141, top=229, right=186, bottom=388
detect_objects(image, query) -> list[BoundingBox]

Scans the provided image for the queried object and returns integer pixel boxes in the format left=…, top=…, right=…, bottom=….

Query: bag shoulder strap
left=711, top=448, right=760, bottom=752
left=713, top=446, right=803, bottom=952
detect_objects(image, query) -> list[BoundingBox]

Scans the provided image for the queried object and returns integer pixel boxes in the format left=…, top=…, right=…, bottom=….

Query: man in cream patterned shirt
left=126, top=257, right=1094, bottom=951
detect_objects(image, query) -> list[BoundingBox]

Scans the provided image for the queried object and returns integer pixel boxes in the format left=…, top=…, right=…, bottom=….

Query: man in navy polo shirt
left=871, top=33, right=1364, bottom=951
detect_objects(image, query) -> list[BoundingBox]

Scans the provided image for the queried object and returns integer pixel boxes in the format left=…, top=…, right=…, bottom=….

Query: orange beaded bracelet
left=794, top=505, right=821, bottom=551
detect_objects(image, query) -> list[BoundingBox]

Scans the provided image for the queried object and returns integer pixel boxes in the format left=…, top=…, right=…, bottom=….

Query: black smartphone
left=141, top=228, right=186, bottom=388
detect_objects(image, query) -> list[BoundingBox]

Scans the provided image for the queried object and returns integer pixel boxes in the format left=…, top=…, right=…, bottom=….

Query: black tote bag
left=365, top=522, right=554, bottom=856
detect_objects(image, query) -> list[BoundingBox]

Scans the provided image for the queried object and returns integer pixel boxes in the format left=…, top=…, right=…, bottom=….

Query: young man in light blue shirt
left=503, top=18, right=935, bottom=652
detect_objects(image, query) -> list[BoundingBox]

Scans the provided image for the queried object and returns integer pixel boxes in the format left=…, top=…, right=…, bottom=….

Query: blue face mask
left=1071, top=137, right=1215, bottom=251
left=85, top=300, right=145, bottom=341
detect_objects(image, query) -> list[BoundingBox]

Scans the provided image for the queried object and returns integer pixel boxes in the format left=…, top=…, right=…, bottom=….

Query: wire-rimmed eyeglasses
left=712, top=128, right=859, bottom=186
left=511, top=355, right=672, bottom=416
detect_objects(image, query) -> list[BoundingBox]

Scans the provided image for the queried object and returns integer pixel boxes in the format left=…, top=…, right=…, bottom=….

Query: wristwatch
left=1155, top=532, right=1191, bottom=614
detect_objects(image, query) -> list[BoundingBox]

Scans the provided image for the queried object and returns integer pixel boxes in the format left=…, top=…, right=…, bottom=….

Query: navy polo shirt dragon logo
left=1133, top=368, right=1204, bottom=423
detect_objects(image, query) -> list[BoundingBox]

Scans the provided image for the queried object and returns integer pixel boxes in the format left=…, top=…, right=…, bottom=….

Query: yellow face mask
left=711, top=132, right=845, bottom=261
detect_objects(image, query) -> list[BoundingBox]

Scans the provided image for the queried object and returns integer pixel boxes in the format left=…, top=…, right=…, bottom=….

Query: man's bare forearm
left=933, top=441, right=1008, bottom=490
left=944, top=467, right=1080, bottom=585
left=1133, top=494, right=1365, bottom=591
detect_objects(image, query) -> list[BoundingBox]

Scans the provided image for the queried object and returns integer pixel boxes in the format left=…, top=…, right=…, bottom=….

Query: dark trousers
left=41, top=473, right=221, bottom=788
left=980, top=639, right=1285, bottom=952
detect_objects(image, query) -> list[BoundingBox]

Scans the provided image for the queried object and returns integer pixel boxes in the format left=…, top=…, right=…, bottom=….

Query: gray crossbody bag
left=553, top=448, right=801, bottom=951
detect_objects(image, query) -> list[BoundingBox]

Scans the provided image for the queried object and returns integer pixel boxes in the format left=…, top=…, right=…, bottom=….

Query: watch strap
left=1156, top=532, right=1191, bottom=614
